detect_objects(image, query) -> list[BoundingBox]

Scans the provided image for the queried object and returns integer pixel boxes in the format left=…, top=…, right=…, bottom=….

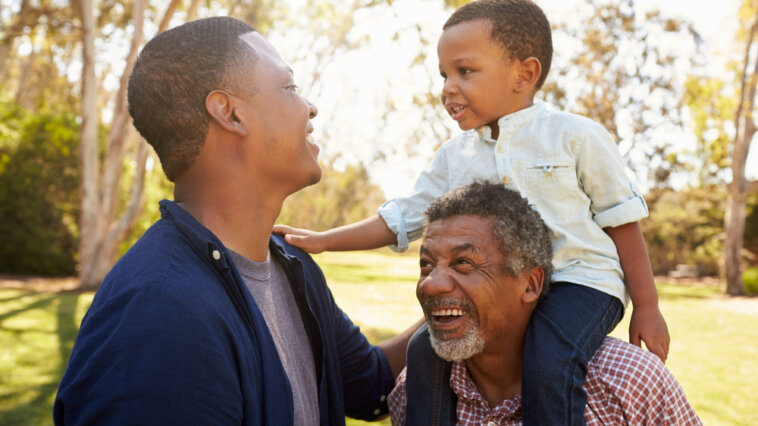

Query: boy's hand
left=629, top=305, right=670, bottom=363
left=272, top=225, right=328, bottom=254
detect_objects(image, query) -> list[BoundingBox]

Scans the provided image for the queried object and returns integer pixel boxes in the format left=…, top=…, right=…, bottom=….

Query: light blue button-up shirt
left=378, top=103, right=648, bottom=306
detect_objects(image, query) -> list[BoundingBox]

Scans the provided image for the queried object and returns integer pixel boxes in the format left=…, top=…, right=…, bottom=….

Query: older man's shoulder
left=585, top=337, right=701, bottom=425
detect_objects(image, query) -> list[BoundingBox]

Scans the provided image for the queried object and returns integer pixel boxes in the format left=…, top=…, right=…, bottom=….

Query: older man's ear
left=522, top=267, right=544, bottom=304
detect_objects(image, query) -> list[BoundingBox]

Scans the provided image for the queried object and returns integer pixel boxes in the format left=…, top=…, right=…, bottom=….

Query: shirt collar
left=158, top=199, right=295, bottom=268
left=449, top=360, right=522, bottom=418
left=475, top=102, right=545, bottom=144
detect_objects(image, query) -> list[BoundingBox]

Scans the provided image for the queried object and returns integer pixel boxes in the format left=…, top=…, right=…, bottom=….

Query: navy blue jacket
left=54, top=200, right=394, bottom=425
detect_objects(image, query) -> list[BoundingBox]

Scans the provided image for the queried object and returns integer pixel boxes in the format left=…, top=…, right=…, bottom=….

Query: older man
left=388, top=182, right=701, bottom=425
left=54, top=17, right=417, bottom=426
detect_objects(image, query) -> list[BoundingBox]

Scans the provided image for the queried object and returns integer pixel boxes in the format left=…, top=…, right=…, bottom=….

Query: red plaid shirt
left=388, top=337, right=701, bottom=425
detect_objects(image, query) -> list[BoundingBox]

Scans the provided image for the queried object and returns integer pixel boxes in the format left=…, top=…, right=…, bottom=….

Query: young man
left=388, top=182, right=701, bottom=425
left=54, top=17, right=416, bottom=426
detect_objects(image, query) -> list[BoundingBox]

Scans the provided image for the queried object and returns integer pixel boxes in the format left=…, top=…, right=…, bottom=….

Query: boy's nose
left=307, top=100, right=318, bottom=119
left=442, top=80, right=458, bottom=97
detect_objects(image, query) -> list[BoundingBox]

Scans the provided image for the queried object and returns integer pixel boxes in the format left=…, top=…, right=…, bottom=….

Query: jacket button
left=373, top=408, right=381, bottom=416
left=380, top=395, right=386, bottom=402
left=212, top=250, right=221, bottom=260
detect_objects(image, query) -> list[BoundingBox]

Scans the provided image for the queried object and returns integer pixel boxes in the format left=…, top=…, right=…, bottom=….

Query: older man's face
left=417, top=215, right=535, bottom=361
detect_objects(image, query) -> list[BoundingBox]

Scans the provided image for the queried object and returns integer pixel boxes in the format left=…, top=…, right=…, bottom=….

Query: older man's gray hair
left=424, top=181, right=553, bottom=296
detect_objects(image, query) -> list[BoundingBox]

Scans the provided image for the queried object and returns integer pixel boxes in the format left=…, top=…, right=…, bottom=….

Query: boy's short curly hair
left=127, top=17, right=256, bottom=181
left=424, top=181, right=553, bottom=297
left=444, top=0, right=553, bottom=90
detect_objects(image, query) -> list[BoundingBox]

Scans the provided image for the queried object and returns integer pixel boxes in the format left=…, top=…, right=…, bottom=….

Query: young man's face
left=437, top=20, right=529, bottom=137
left=235, top=32, right=322, bottom=193
left=416, top=214, right=536, bottom=361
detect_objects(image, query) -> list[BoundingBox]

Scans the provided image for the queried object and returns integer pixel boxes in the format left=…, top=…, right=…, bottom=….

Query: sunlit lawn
left=1, top=249, right=756, bottom=425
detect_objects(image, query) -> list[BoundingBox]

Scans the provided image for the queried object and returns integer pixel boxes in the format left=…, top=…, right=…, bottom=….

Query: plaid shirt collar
left=449, top=361, right=522, bottom=423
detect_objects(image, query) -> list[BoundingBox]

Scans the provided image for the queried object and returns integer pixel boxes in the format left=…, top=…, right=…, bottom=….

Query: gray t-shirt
left=229, top=249, right=319, bottom=426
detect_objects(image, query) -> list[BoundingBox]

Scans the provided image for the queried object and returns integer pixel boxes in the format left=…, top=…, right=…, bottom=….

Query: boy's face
left=438, top=20, right=531, bottom=136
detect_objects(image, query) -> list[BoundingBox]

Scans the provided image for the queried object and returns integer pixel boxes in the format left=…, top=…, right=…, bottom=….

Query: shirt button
left=380, top=395, right=386, bottom=402
left=212, top=250, right=221, bottom=260
left=501, top=176, right=511, bottom=185
left=497, top=145, right=505, bottom=153
left=373, top=408, right=381, bottom=416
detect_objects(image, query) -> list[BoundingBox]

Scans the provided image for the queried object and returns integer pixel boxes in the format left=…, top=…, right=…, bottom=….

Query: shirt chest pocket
left=525, top=158, right=578, bottom=203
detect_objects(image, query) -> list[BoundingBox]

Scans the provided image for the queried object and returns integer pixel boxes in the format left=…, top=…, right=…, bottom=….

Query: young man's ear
left=206, top=90, right=248, bottom=137
left=522, top=266, right=544, bottom=304
left=515, top=57, right=541, bottom=93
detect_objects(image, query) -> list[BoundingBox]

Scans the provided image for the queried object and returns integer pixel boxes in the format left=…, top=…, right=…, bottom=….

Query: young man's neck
left=174, top=178, right=285, bottom=262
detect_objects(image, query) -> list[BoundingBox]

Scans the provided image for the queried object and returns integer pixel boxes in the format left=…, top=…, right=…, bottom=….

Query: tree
left=542, top=0, right=703, bottom=187
left=72, top=0, right=392, bottom=289
left=724, top=2, right=758, bottom=295
left=75, top=0, right=150, bottom=289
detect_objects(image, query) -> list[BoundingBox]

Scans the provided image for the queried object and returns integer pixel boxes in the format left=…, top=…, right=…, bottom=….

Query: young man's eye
left=458, top=67, right=470, bottom=75
left=439, top=72, right=447, bottom=81
left=286, top=84, right=299, bottom=92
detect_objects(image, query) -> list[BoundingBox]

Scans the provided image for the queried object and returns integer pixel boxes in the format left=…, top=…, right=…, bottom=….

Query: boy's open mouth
left=449, top=105, right=466, bottom=120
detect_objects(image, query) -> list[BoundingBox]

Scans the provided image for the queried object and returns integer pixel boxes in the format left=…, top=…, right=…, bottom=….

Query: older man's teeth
left=432, top=309, right=464, bottom=316
left=452, top=106, right=463, bottom=113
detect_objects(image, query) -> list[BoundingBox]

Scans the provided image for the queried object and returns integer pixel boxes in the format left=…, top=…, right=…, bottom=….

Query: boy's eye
left=439, top=72, right=447, bottom=81
left=458, top=67, right=470, bottom=75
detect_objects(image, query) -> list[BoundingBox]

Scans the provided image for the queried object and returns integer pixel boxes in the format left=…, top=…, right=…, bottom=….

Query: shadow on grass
left=0, top=293, right=79, bottom=426
left=0, top=296, right=57, bottom=323
left=0, top=293, right=36, bottom=304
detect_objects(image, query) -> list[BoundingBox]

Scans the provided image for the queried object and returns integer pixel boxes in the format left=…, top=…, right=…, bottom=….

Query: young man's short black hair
left=128, top=17, right=256, bottom=181
left=425, top=181, right=554, bottom=297
left=443, top=0, right=553, bottom=90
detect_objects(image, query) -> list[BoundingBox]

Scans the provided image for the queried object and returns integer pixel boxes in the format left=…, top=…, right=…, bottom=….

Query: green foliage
left=743, top=267, right=758, bottom=294
left=682, top=76, right=736, bottom=185
left=543, top=0, right=703, bottom=187
left=745, top=191, right=758, bottom=259
left=642, top=187, right=725, bottom=276
left=118, top=153, right=174, bottom=257
left=278, top=160, right=385, bottom=230
left=0, top=102, right=80, bottom=275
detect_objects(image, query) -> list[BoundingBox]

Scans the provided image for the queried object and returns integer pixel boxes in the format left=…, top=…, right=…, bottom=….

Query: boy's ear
left=522, top=266, right=544, bottom=304
left=206, top=90, right=248, bottom=138
left=515, top=57, right=541, bottom=93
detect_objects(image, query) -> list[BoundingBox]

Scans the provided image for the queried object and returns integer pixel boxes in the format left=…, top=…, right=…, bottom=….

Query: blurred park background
left=1, top=0, right=758, bottom=424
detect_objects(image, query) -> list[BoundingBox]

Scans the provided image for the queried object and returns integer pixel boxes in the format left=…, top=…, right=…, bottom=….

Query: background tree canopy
left=0, top=0, right=756, bottom=293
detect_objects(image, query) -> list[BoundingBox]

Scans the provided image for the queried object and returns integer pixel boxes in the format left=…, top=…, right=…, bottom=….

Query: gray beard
left=427, top=320, right=486, bottom=361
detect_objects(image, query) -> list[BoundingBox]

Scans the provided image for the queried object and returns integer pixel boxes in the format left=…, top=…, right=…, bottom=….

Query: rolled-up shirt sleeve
left=576, top=121, right=648, bottom=229
left=378, top=146, right=450, bottom=252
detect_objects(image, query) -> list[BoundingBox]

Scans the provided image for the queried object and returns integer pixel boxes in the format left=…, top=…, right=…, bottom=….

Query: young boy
left=275, top=0, right=670, bottom=423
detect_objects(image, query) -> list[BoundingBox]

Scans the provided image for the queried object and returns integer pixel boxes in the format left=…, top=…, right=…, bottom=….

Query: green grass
left=1, top=250, right=757, bottom=425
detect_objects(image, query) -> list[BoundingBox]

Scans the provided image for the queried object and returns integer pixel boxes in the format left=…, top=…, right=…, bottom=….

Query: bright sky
left=274, top=0, right=754, bottom=198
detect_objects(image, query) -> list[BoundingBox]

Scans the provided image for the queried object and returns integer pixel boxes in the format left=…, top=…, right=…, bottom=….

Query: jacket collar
left=159, top=199, right=296, bottom=269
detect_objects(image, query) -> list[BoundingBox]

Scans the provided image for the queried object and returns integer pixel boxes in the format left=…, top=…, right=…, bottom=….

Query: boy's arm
left=604, top=221, right=670, bottom=362
left=273, top=215, right=397, bottom=254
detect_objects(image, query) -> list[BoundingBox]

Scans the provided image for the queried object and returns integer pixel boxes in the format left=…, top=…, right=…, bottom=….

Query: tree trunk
left=77, top=0, right=150, bottom=290
left=724, top=12, right=758, bottom=296
left=76, top=0, right=101, bottom=290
